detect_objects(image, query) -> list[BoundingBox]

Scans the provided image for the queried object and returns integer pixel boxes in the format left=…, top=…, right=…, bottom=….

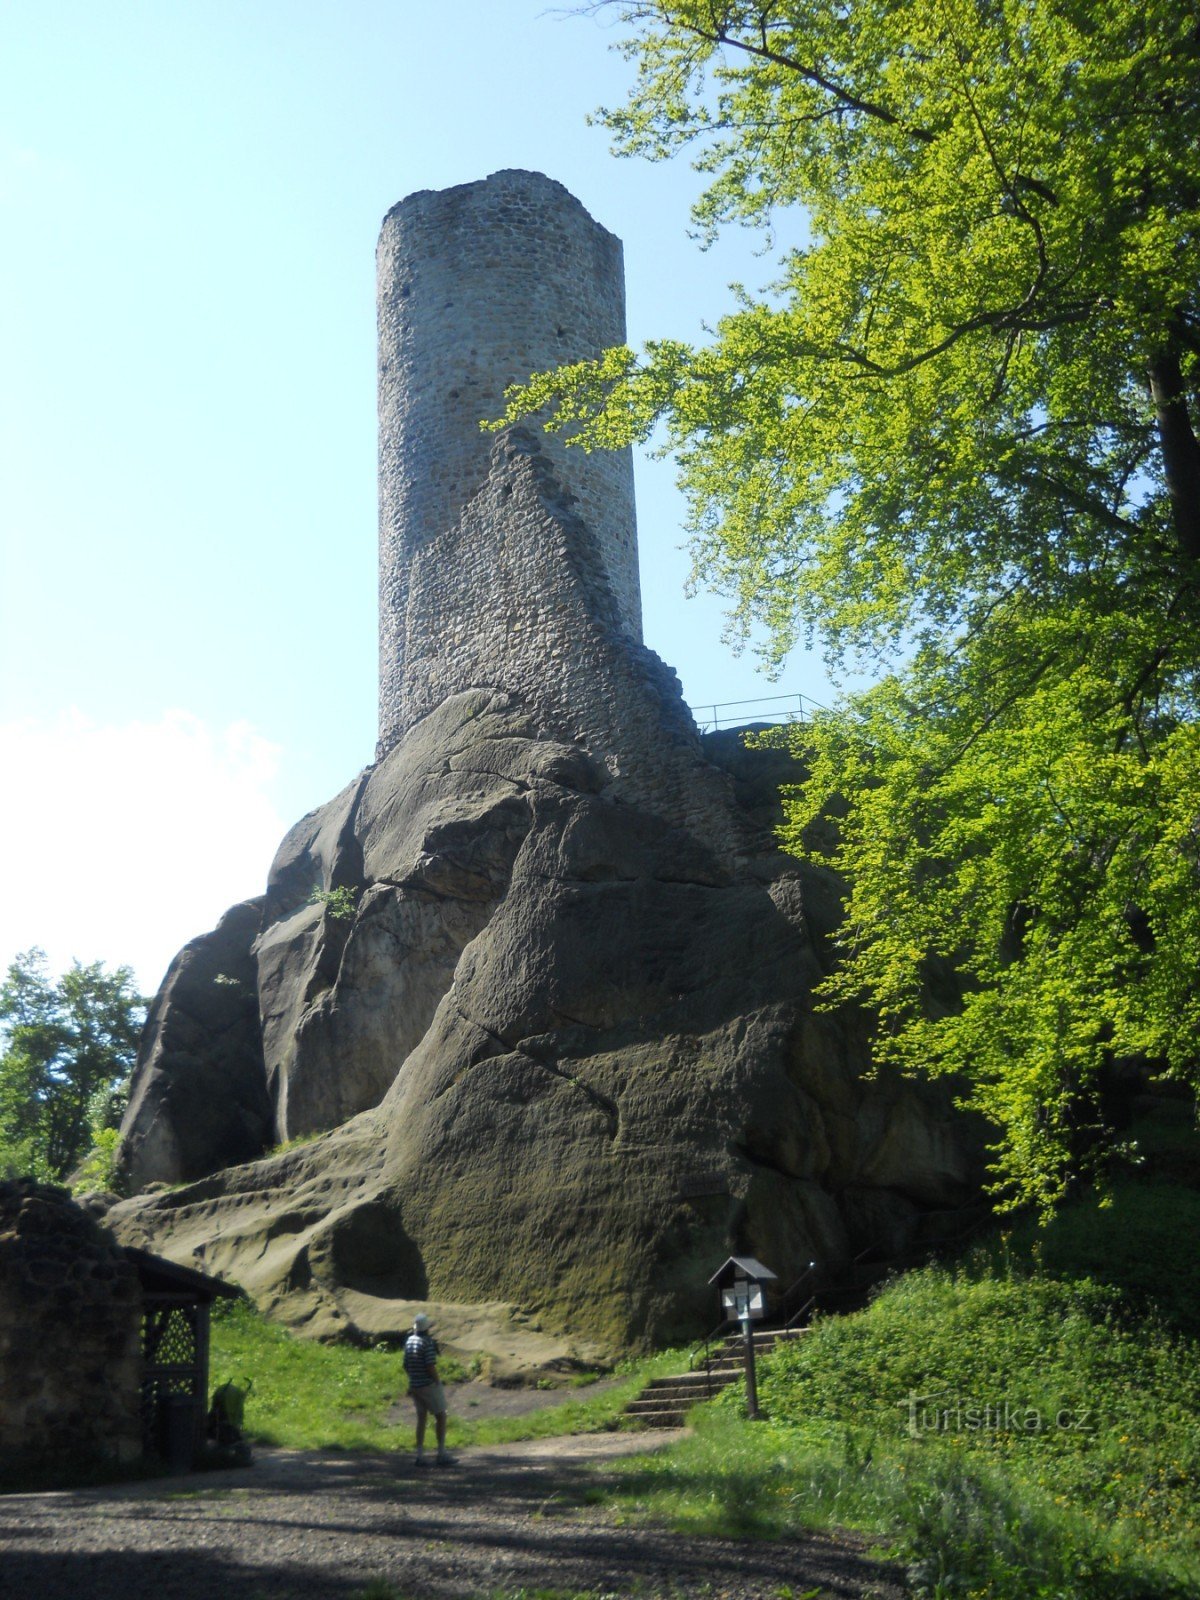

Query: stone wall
left=378, top=168, right=641, bottom=754
left=0, top=1179, right=143, bottom=1472
left=395, top=426, right=745, bottom=854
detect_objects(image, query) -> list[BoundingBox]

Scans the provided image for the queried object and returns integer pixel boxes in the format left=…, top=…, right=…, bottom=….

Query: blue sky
left=0, top=1, right=829, bottom=990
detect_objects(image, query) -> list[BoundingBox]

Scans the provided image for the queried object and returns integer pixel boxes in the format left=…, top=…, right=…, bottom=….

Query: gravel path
left=0, top=1432, right=904, bottom=1599
left=382, top=1376, right=626, bottom=1424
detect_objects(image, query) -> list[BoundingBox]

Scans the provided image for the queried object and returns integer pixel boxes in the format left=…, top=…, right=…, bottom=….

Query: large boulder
left=118, top=898, right=272, bottom=1189
left=109, top=691, right=981, bottom=1352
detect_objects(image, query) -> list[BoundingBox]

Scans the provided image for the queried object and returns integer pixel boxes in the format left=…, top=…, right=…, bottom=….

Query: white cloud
left=0, top=710, right=286, bottom=995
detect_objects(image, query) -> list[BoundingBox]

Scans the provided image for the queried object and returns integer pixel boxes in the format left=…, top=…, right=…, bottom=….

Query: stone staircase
left=626, top=1212, right=997, bottom=1429
left=623, top=1326, right=809, bottom=1428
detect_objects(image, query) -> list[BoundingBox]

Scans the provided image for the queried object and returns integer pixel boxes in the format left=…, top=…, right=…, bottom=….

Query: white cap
left=413, top=1312, right=430, bottom=1332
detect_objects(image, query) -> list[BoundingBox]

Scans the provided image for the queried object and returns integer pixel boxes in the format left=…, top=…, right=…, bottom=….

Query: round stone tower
left=377, top=169, right=642, bottom=753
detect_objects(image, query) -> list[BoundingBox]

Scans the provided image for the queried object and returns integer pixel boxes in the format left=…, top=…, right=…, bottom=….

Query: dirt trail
left=0, top=1431, right=904, bottom=1599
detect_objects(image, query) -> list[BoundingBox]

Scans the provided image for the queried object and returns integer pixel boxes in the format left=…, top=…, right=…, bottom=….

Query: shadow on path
left=0, top=1435, right=904, bottom=1600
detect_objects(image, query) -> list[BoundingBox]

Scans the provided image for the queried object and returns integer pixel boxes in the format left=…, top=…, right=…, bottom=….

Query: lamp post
left=708, top=1256, right=778, bottom=1420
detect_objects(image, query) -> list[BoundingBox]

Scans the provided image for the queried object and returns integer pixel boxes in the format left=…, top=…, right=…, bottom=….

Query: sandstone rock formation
left=107, top=172, right=983, bottom=1354
left=109, top=573, right=978, bottom=1349
left=118, top=898, right=272, bottom=1187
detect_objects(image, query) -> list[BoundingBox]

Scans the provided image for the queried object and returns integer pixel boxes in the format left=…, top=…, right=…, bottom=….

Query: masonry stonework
left=378, top=169, right=642, bottom=755
left=0, top=1180, right=143, bottom=1472
left=395, top=426, right=743, bottom=851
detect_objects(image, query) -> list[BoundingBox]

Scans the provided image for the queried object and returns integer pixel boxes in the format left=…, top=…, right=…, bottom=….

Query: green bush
left=308, top=886, right=357, bottom=921
left=70, top=1126, right=123, bottom=1194
left=762, top=1267, right=1200, bottom=1569
left=997, top=1180, right=1200, bottom=1338
left=593, top=1259, right=1200, bottom=1598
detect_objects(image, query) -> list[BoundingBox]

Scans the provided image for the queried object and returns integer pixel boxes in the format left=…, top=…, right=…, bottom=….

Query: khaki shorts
left=410, top=1382, right=447, bottom=1418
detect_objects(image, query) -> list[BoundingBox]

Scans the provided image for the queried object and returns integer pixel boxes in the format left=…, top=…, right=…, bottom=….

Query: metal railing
left=783, top=1244, right=884, bottom=1330
left=681, top=1210, right=996, bottom=1400
left=686, top=1315, right=746, bottom=1393
left=784, top=1210, right=996, bottom=1330
left=688, top=692, right=828, bottom=734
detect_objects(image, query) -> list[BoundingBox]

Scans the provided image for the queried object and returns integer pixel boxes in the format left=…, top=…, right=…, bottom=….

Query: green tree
left=500, top=1, right=1200, bottom=1206
left=0, top=949, right=145, bottom=1184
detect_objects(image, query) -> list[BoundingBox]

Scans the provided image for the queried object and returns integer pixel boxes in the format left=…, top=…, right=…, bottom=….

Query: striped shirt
left=403, top=1331, right=439, bottom=1390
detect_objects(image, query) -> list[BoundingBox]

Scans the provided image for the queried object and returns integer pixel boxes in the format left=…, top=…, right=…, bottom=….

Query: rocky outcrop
left=118, top=899, right=272, bottom=1188
left=0, top=1179, right=143, bottom=1472
left=109, top=682, right=981, bottom=1351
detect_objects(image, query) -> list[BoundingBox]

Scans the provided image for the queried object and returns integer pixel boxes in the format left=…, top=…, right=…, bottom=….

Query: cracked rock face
left=110, top=691, right=980, bottom=1350
left=118, top=898, right=272, bottom=1187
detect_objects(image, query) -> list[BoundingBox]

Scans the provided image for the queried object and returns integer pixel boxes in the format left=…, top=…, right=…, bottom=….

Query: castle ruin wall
left=397, top=427, right=743, bottom=852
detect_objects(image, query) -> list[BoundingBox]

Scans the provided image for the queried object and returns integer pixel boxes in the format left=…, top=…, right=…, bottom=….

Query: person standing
left=403, top=1311, right=451, bottom=1466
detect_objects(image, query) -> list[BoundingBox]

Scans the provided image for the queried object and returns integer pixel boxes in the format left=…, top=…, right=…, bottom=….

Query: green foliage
left=499, top=1, right=1200, bottom=1208
left=69, top=1125, right=123, bottom=1194
left=763, top=1268, right=1198, bottom=1459
left=208, top=1296, right=685, bottom=1453
left=267, top=1128, right=324, bottom=1156
left=779, top=626, right=1200, bottom=1211
left=309, top=885, right=358, bottom=921
left=593, top=1250, right=1200, bottom=1597
left=993, top=1160, right=1200, bottom=1337
left=0, top=948, right=144, bottom=1184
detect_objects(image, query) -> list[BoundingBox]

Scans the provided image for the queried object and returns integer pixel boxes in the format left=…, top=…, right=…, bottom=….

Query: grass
left=581, top=1203, right=1200, bottom=1598
left=995, top=1178, right=1200, bottom=1339
left=210, top=1169, right=1200, bottom=1598
left=23, top=1108, right=1200, bottom=1600
left=209, top=1298, right=688, bottom=1453
left=265, top=1128, right=328, bottom=1158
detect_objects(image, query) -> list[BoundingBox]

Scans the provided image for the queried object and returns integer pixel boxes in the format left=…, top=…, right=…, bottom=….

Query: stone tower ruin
left=377, top=169, right=643, bottom=755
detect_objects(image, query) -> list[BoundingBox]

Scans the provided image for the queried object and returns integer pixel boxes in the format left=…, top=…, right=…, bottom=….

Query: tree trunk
left=1148, top=344, right=1200, bottom=562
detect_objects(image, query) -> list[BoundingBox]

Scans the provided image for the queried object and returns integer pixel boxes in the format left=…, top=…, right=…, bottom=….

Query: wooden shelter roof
left=124, top=1247, right=241, bottom=1301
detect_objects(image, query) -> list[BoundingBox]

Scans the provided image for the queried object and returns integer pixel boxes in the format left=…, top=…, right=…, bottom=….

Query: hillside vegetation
left=206, top=1104, right=1200, bottom=1597
left=591, top=1118, right=1200, bottom=1600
